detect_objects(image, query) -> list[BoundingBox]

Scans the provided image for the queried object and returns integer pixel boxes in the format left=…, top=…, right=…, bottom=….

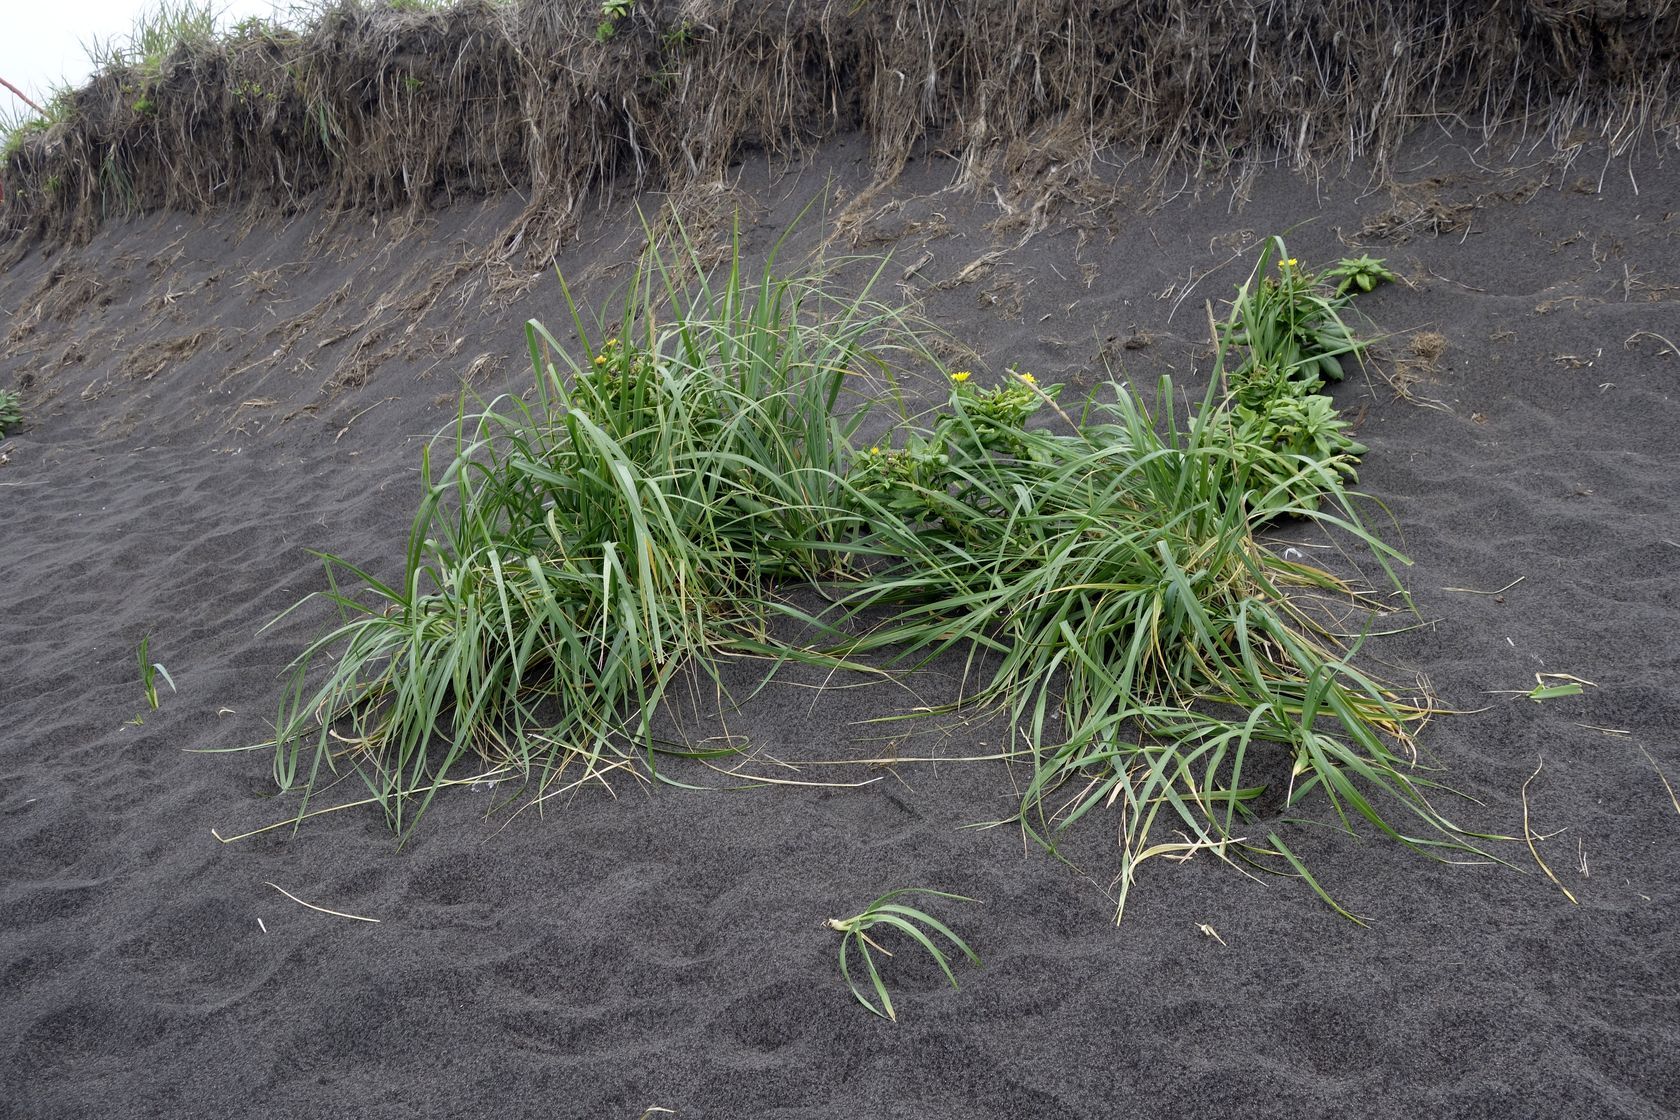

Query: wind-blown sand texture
left=3, top=3, right=1679, bottom=1117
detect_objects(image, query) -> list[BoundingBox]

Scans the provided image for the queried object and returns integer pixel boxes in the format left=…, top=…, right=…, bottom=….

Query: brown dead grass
left=1388, top=329, right=1451, bottom=410
left=3, top=0, right=1679, bottom=263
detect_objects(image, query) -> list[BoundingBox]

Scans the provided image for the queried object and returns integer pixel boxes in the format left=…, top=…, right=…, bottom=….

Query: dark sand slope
left=3, top=136, right=1680, bottom=1117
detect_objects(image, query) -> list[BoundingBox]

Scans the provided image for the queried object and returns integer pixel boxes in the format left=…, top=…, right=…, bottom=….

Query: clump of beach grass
left=84, top=0, right=218, bottom=77
left=269, top=225, right=909, bottom=832
left=261, top=228, right=1490, bottom=920
left=825, top=291, right=1487, bottom=921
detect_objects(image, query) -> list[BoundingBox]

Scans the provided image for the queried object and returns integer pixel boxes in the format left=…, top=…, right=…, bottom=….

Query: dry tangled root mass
left=2, top=0, right=1678, bottom=261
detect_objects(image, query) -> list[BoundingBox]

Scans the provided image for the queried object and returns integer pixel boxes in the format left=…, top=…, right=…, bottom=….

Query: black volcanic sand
left=2, top=136, right=1677, bottom=1118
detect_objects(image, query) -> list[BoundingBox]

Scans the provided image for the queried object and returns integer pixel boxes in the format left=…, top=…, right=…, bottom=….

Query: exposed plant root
left=4, top=0, right=1678, bottom=264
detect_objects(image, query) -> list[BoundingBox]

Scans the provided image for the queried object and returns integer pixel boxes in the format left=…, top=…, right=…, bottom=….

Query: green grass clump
left=827, top=339, right=1484, bottom=921
left=1, top=88, right=73, bottom=166
left=85, top=0, right=218, bottom=77
left=270, top=228, right=905, bottom=832
left=263, top=227, right=1484, bottom=920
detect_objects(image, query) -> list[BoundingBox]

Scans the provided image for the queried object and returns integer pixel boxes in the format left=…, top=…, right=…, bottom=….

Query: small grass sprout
left=1327, top=254, right=1399, bottom=296
left=827, top=888, right=980, bottom=1021
left=597, top=0, right=633, bottom=40
left=138, top=635, right=176, bottom=710
left=0, top=389, right=22, bottom=437
left=1526, top=672, right=1594, bottom=703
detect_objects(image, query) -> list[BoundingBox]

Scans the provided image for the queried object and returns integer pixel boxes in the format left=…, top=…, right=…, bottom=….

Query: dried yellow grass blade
left=1520, top=759, right=1578, bottom=905
left=265, top=881, right=381, bottom=924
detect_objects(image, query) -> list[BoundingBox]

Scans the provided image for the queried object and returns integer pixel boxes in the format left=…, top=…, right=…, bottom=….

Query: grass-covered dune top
left=4, top=0, right=1679, bottom=252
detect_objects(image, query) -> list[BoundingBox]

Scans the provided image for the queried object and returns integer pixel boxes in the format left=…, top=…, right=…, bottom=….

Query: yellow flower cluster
left=950, top=370, right=972, bottom=383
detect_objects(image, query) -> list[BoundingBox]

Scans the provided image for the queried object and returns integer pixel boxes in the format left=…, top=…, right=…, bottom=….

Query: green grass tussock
left=264, top=229, right=1492, bottom=918
left=834, top=363, right=1479, bottom=921
left=84, top=0, right=219, bottom=77
left=271, top=226, right=908, bottom=832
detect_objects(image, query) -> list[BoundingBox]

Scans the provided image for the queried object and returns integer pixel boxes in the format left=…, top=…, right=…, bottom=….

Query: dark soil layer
left=2, top=133, right=1678, bottom=1118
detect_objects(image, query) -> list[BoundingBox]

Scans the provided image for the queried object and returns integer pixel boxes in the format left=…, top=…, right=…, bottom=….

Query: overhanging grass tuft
left=6, top=0, right=1678, bottom=250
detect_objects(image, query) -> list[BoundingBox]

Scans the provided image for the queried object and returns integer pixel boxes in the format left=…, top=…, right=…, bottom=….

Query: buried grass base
left=252, top=230, right=1497, bottom=921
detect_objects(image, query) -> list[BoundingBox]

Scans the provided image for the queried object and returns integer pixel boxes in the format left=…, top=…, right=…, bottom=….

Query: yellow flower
left=593, top=354, right=607, bottom=366
left=869, top=446, right=881, bottom=455
left=950, top=370, right=971, bottom=383
left=1284, top=258, right=1299, bottom=268
left=1017, top=371, right=1036, bottom=384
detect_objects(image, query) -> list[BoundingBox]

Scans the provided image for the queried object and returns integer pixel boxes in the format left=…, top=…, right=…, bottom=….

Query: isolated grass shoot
left=828, top=888, right=980, bottom=1021
left=138, top=635, right=175, bottom=711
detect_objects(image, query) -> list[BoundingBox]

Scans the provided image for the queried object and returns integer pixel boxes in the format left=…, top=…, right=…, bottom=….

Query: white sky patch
left=1, top=0, right=281, bottom=113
